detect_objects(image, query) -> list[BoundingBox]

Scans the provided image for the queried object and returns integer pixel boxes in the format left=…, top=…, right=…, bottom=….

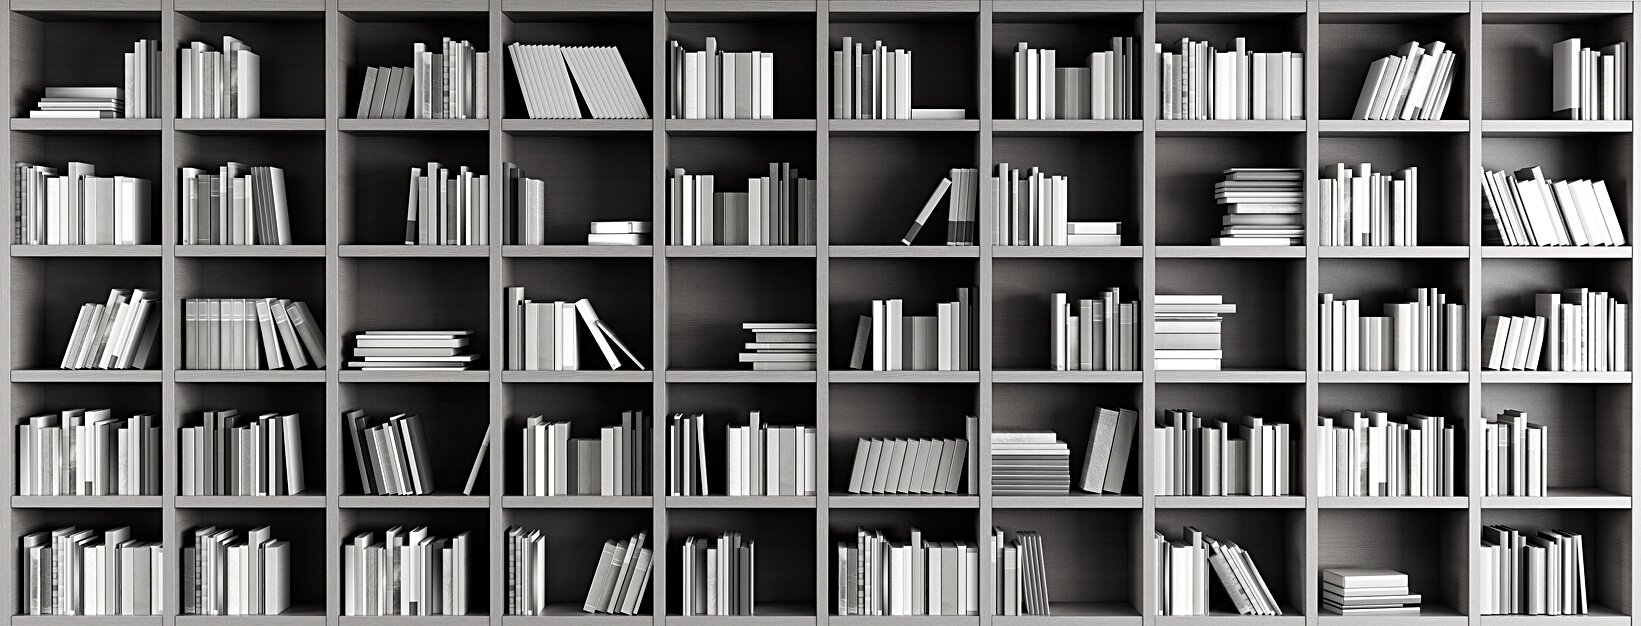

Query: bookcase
left=2, top=0, right=1636, bottom=624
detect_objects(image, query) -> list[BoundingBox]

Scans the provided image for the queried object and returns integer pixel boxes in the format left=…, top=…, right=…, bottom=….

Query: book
left=993, top=164, right=1111, bottom=246
left=1481, top=167, right=1626, bottom=246
left=581, top=532, right=650, bottom=614
left=680, top=532, right=756, bottom=615
left=830, top=39, right=926, bottom=120
left=1153, top=295, right=1234, bottom=371
left=1050, top=290, right=1139, bottom=371
left=403, top=163, right=490, bottom=245
left=1154, top=528, right=1281, bottom=615
left=17, top=410, right=160, bottom=496
left=1154, top=410, right=1291, bottom=496
left=846, top=434, right=969, bottom=495
left=20, top=527, right=164, bottom=616
left=509, top=44, right=646, bottom=119
left=739, top=322, right=816, bottom=371
left=852, top=291, right=977, bottom=371
left=1316, top=411, right=1457, bottom=497
left=185, top=299, right=324, bottom=370
left=1480, top=527, right=1587, bottom=615
left=1553, top=38, right=1626, bottom=120
left=350, top=330, right=477, bottom=371
left=1318, top=289, right=1465, bottom=372
left=461, top=425, right=492, bottom=495
left=1079, top=407, right=1138, bottom=493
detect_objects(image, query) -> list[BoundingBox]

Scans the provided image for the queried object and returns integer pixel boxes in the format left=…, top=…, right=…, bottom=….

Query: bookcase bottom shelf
left=994, top=601, right=1141, bottom=625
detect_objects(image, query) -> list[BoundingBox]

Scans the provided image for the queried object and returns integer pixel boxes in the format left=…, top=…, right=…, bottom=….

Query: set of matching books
left=60, top=288, right=160, bottom=370
left=1352, top=41, right=1458, bottom=121
left=991, top=529, right=1051, bottom=615
left=1051, top=291, right=1139, bottom=371
left=184, top=299, right=326, bottom=370
left=589, top=221, right=650, bottom=245
left=681, top=532, right=755, bottom=615
left=990, top=431, right=1068, bottom=495
left=836, top=528, right=981, bottom=616
left=505, top=291, right=644, bottom=371
left=1154, top=527, right=1281, bottom=616
left=726, top=411, right=817, bottom=496
left=669, top=38, right=774, bottom=119
left=992, top=164, right=1114, bottom=246
left=583, top=532, right=652, bottom=615
left=849, top=291, right=979, bottom=371
left=344, top=411, right=435, bottom=495
left=1320, top=164, right=1419, bottom=246
left=512, top=44, right=646, bottom=119
left=20, top=528, right=163, bottom=616
left=1215, top=168, right=1302, bottom=246
left=1315, top=411, right=1457, bottom=497
left=405, top=163, right=490, bottom=245
left=1484, top=289, right=1629, bottom=371
left=179, top=410, right=307, bottom=496
left=1012, top=39, right=1135, bottom=120
left=847, top=417, right=977, bottom=495
left=342, top=528, right=472, bottom=616
left=902, top=168, right=981, bottom=246
left=183, top=527, right=290, bottom=616
left=30, top=86, right=132, bottom=120
left=13, top=162, right=152, bottom=245
left=1480, top=526, right=1588, bottom=616
left=16, top=410, right=158, bottom=496
left=1155, top=410, right=1292, bottom=496
left=1080, top=407, right=1139, bottom=494
left=1158, top=38, right=1303, bottom=120
left=180, top=164, right=290, bottom=244
left=1323, top=568, right=1421, bottom=616
left=351, top=330, right=478, bottom=371
left=1483, top=410, right=1548, bottom=497
left=504, top=527, right=550, bottom=615
left=1554, top=38, right=1627, bottom=120
left=668, top=164, right=817, bottom=245
left=1319, top=289, right=1466, bottom=372
left=740, top=322, right=816, bottom=371
left=1481, top=167, right=1626, bottom=246
left=1154, top=295, right=1232, bottom=370
left=831, top=38, right=960, bottom=120
left=519, top=412, right=650, bottom=496
left=355, top=66, right=413, bottom=118
left=180, top=37, right=260, bottom=119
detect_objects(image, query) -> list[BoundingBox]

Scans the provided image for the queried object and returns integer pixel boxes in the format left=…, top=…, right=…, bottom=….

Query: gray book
left=1080, top=407, right=1119, bottom=492
left=847, top=439, right=871, bottom=493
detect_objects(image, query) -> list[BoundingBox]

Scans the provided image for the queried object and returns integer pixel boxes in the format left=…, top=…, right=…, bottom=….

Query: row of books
left=681, top=532, right=755, bottom=615
left=350, top=330, right=479, bottom=371
left=1315, top=411, right=1458, bottom=498
left=184, top=298, right=326, bottom=370
left=344, top=411, right=435, bottom=495
left=405, top=163, right=490, bottom=245
left=13, top=162, right=152, bottom=245
left=183, top=527, right=290, bottom=615
left=584, top=533, right=652, bottom=615
left=1319, top=289, right=1466, bottom=372
left=60, top=288, right=160, bottom=371
left=1080, top=407, right=1139, bottom=494
left=831, top=38, right=961, bottom=121
left=726, top=412, right=818, bottom=496
left=1323, top=568, right=1421, bottom=616
left=1215, top=168, right=1302, bottom=246
left=180, top=164, right=291, bottom=245
left=670, top=39, right=774, bottom=120
left=15, top=410, right=159, bottom=496
left=1480, top=526, right=1588, bottom=615
left=846, top=423, right=976, bottom=495
left=1011, top=38, right=1136, bottom=120
left=20, top=528, right=163, bottom=616
left=1485, top=289, right=1629, bottom=371
left=848, top=291, right=979, bottom=371
left=1158, top=38, right=1303, bottom=121
left=1155, top=410, right=1293, bottom=496
left=505, top=291, right=643, bottom=371
left=1319, top=164, right=1419, bottom=246
left=902, top=169, right=981, bottom=246
left=360, top=40, right=490, bottom=119
left=1154, top=527, right=1281, bottom=616
left=26, top=42, right=159, bottom=118
left=1482, top=410, right=1548, bottom=497
left=124, top=41, right=163, bottom=117
left=513, top=44, right=646, bottom=119
left=1051, top=290, right=1139, bottom=371
left=836, top=528, right=981, bottom=616
left=503, top=163, right=547, bottom=244
left=355, top=66, right=415, bottom=118
left=1154, top=295, right=1232, bottom=370
left=740, top=322, right=815, bottom=371
left=992, top=165, right=1118, bottom=246
left=180, top=410, right=307, bottom=496
left=504, top=527, right=552, bottom=615
left=992, top=529, right=1051, bottom=615
left=1554, top=38, right=1627, bottom=121
left=1482, top=167, right=1626, bottom=247
left=520, top=412, right=650, bottom=496
left=990, top=431, right=1069, bottom=494
left=181, top=37, right=260, bottom=119
left=1352, top=41, right=1458, bottom=121
left=668, top=164, right=817, bottom=245
left=342, top=528, right=473, bottom=616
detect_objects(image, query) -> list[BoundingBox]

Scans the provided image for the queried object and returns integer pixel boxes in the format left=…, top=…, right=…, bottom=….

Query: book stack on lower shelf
left=836, top=528, right=980, bottom=616
left=1154, top=527, right=1281, bottom=616
left=13, top=162, right=153, bottom=245
left=583, top=533, right=652, bottom=616
left=180, top=410, right=307, bottom=496
left=350, top=330, right=477, bottom=371
left=1319, top=289, right=1466, bottom=372
left=1484, top=289, right=1629, bottom=371
left=1316, top=410, right=1457, bottom=497
left=681, top=531, right=755, bottom=616
left=342, top=528, right=472, bottom=616
left=990, top=430, right=1069, bottom=495
left=344, top=411, right=435, bottom=495
left=1050, top=290, right=1139, bottom=371
left=740, top=322, right=816, bottom=371
left=16, top=410, right=159, bottom=496
left=991, top=528, right=1051, bottom=616
left=1079, top=406, right=1138, bottom=494
left=1352, top=41, right=1458, bottom=121
left=1481, top=167, right=1626, bottom=247
left=186, top=298, right=326, bottom=370
left=1482, top=410, right=1547, bottom=497
left=1480, top=526, right=1588, bottom=616
left=1214, top=168, right=1302, bottom=246
left=1320, top=164, right=1419, bottom=247
left=20, top=527, right=164, bottom=616
left=849, top=290, right=978, bottom=371
left=183, top=527, right=290, bottom=616
left=1155, top=410, right=1292, bottom=496
left=61, top=288, right=161, bottom=370
left=520, top=412, right=650, bottom=496
left=726, top=411, right=816, bottom=496
left=1322, top=568, right=1420, bottom=616
left=1153, top=295, right=1232, bottom=370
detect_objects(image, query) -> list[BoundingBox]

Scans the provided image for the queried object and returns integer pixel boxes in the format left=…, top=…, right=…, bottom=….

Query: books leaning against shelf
left=511, top=43, right=647, bottom=119
left=1157, top=37, right=1302, bottom=120
left=831, top=36, right=965, bottom=120
left=991, top=529, right=1051, bottom=616
left=13, top=161, right=152, bottom=245
left=681, top=532, right=756, bottom=615
left=901, top=168, right=981, bottom=246
left=20, top=527, right=163, bottom=616
left=1315, top=410, right=1457, bottom=497
left=1320, top=163, right=1418, bottom=246
left=350, top=330, right=478, bottom=371
left=837, top=528, right=980, bottom=616
left=1481, top=167, right=1626, bottom=246
left=1319, top=288, right=1466, bottom=372
left=668, top=164, right=816, bottom=245
left=1080, top=406, right=1139, bottom=494
left=583, top=532, right=653, bottom=615
left=405, top=162, right=489, bottom=245
left=354, top=66, right=411, bottom=118
left=1155, top=410, right=1292, bottom=496
left=990, top=431, right=1069, bottom=495
left=1051, top=290, right=1139, bottom=371
left=1215, top=168, right=1302, bottom=246
left=1553, top=38, right=1626, bottom=121
left=356, top=39, right=487, bottom=119
left=846, top=416, right=976, bottom=495
left=1480, top=526, right=1588, bottom=616
left=1482, top=409, right=1547, bottom=497
left=343, top=410, right=436, bottom=495
left=185, top=299, right=326, bottom=370
left=992, top=163, right=1118, bottom=246
left=1351, top=40, right=1458, bottom=121
left=16, top=410, right=159, bottom=496
left=343, top=528, right=471, bottom=616
left=505, top=290, right=645, bottom=370
left=183, top=527, right=290, bottom=615
left=59, top=288, right=160, bottom=370
left=1323, top=568, right=1421, bottom=616
left=520, top=411, right=650, bottom=496
left=741, top=322, right=816, bottom=371
left=669, top=38, right=774, bottom=119
left=1012, top=38, right=1136, bottom=120
left=180, top=164, right=290, bottom=244
left=1153, top=295, right=1233, bottom=370
left=179, top=36, right=260, bottom=119
left=1483, top=289, right=1629, bottom=371
left=179, top=410, right=306, bottom=496
left=1154, top=527, right=1282, bottom=616
left=727, top=411, right=816, bottom=496
left=849, top=290, right=979, bottom=371
left=590, top=221, right=650, bottom=245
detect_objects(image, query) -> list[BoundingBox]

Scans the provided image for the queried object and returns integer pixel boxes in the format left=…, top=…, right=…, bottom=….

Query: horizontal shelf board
left=339, top=494, right=491, bottom=508
left=175, top=118, right=325, bottom=133
left=338, top=245, right=489, bottom=257
left=994, top=602, right=1140, bottom=624
left=829, top=494, right=979, bottom=508
left=992, top=119, right=1142, bottom=134
left=1482, top=119, right=1634, bottom=135
left=1480, top=371, right=1632, bottom=384
left=1319, top=0, right=1487, bottom=12
left=176, top=614, right=327, bottom=626
left=990, top=246, right=1142, bottom=258
left=1483, top=488, right=1632, bottom=509
left=501, top=0, right=656, bottom=12
left=666, top=370, right=816, bottom=383
left=340, top=617, right=489, bottom=625
left=503, top=613, right=652, bottom=626
left=669, top=604, right=816, bottom=623
left=503, top=118, right=653, bottom=133
left=994, top=0, right=1143, bottom=13
left=829, top=0, right=980, bottom=12
left=175, top=0, right=326, bottom=10
left=175, top=495, right=327, bottom=508
left=501, top=495, right=654, bottom=508
left=13, top=617, right=164, bottom=626
left=992, top=494, right=1142, bottom=508
left=665, top=119, right=817, bottom=133
left=11, top=118, right=161, bottom=133
left=664, top=495, right=816, bottom=508
left=1156, top=496, right=1305, bottom=509
left=1481, top=246, right=1633, bottom=259
left=12, top=245, right=161, bottom=257
left=670, top=0, right=822, bottom=11
left=1474, top=603, right=1629, bottom=623
left=1153, top=370, right=1305, bottom=384
left=503, top=245, right=655, bottom=257
left=992, top=370, right=1143, bottom=383
left=1319, top=604, right=1466, bottom=624
left=1319, top=246, right=1469, bottom=258
left=338, top=119, right=488, bottom=133
left=1156, top=246, right=1305, bottom=258
left=667, top=245, right=817, bottom=258
left=1156, top=0, right=1305, bottom=12
left=1155, top=606, right=1303, bottom=622
left=1318, top=496, right=1468, bottom=509
left=1316, top=371, right=1467, bottom=384
left=12, top=370, right=161, bottom=383
left=1318, top=119, right=1468, bottom=134
left=829, top=617, right=980, bottom=626
left=829, top=370, right=979, bottom=383
left=175, top=370, right=326, bottom=383
left=338, top=370, right=490, bottom=383
left=1480, top=0, right=1635, bottom=15
left=503, top=370, right=653, bottom=383
left=829, top=119, right=980, bottom=134
left=12, top=495, right=161, bottom=508
left=829, top=246, right=979, bottom=258
left=174, top=245, right=326, bottom=257
left=1154, top=119, right=1305, bottom=134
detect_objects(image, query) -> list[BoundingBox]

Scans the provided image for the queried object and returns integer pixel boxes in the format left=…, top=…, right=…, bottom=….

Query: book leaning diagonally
left=902, top=178, right=953, bottom=245
left=462, top=425, right=492, bottom=495
left=575, top=299, right=623, bottom=369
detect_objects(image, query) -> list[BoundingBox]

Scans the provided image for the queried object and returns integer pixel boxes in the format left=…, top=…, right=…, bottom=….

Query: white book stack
left=848, top=290, right=978, bottom=371
left=29, top=86, right=127, bottom=119
left=582, top=532, right=652, bottom=615
left=1157, top=37, right=1303, bottom=120
left=505, top=527, right=549, bottom=615
left=1154, top=410, right=1292, bottom=496
left=1315, top=410, right=1457, bottom=497
left=13, top=162, right=152, bottom=245
left=741, top=322, right=816, bottom=371
left=590, top=221, right=650, bottom=246
left=179, top=36, right=260, bottom=118
left=1079, top=406, right=1138, bottom=494
left=991, top=528, right=1051, bottom=616
left=668, top=164, right=817, bottom=245
left=512, top=43, right=647, bottom=119
left=59, top=288, right=161, bottom=370
left=15, top=410, right=159, bottom=496
left=901, top=169, right=981, bottom=246
left=990, top=431, right=1069, bottom=495
left=343, top=411, right=436, bottom=495
left=669, top=413, right=712, bottom=496
left=180, top=164, right=290, bottom=244
left=726, top=411, right=817, bottom=496
left=519, top=411, right=649, bottom=496
left=1322, top=569, right=1421, bottom=616
left=831, top=37, right=963, bottom=120
left=350, top=330, right=478, bottom=371
left=1011, top=38, right=1135, bottom=120
left=1480, top=167, right=1626, bottom=246
left=680, top=532, right=756, bottom=615
left=179, top=410, right=307, bottom=496
left=1480, top=526, right=1588, bottom=616
left=1483, top=289, right=1629, bottom=371
left=1320, top=163, right=1419, bottom=246
left=1153, top=295, right=1233, bottom=370
left=19, top=527, right=163, bottom=616
left=354, top=66, right=412, bottom=118
left=991, top=163, right=1117, bottom=246
left=1050, top=290, right=1139, bottom=371
left=1215, top=168, right=1302, bottom=245
left=1554, top=38, right=1627, bottom=120
left=342, top=528, right=471, bottom=616
left=846, top=416, right=977, bottom=495
left=1318, top=288, right=1466, bottom=372
left=1154, top=527, right=1282, bottom=616
left=835, top=528, right=981, bottom=616
left=505, top=290, right=645, bottom=371
left=185, top=299, right=326, bottom=370
left=182, top=527, right=290, bottom=616
left=1351, top=40, right=1458, bottom=120
left=669, top=38, right=774, bottom=119
left=1482, top=409, right=1548, bottom=497
left=404, top=162, right=490, bottom=245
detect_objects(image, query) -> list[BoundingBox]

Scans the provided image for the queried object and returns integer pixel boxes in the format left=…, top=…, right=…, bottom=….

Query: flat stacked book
left=354, top=39, right=488, bottom=119
left=15, top=410, right=159, bottom=496
left=182, top=527, right=290, bottom=615
left=180, top=164, right=290, bottom=244
left=1554, top=38, right=1627, bottom=120
left=1483, top=289, right=1628, bottom=371
left=668, top=164, right=817, bottom=245
left=1011, top=38, right=1135, bottom=120
left=846, top=416, right=976, bottom=495
left=669, top=38, right=775, bottom=119
left=992, top=164, right=1116, bottom=246
left=680, top=532, right=755, bottom=615
left=1322, top=568, right=1421, bottom=616
left=991, top=528, right=1050, bottom=615
left=59, top=288, right=161, bottom=370
left=404, top=163, right=489, bottom=245
left=1481, top=526, right=1588, bottom=615
left=19, top=527, right=163, bottom=616
left=1320, top=163, right=1419, bottom=246
left=589, top=221, right=650, bottom=246
left=1215, top=168, right=1302, bottom=245
left=740, top=322, right=816, bottom=371
left=185, top=298, right=326, bottom=370
left=901, top=169, right=981, bottom=246
left=349, top=330, right=477, bottom=371
left=836, top=528, right=980, bottom=616
left=726, top=411, right=816, bottom=496
left=990, top=431, right=1069, bottom=495
left=1153, top=295, right=1233, bottom=370
left=342, top=528, right=471, bottom=616
left=1316, top=410, right=1457, bottom=497
left=1051, top=290, right=1139, bottom=371
left=1351, top=40, right=1458, bottom=120
left=583, top=532, right=652, bottom=615
left=13, top=162, right=152, bottom=245
left=831, top=37, right=963, bottom=120
left=1319, top=288, right=1466, bottom=372
left=28, top=86, right=127, bottom=119
left=505, top=290, right=644, bottom=371
left=1079, top=406, right=1139, bottom=494
left=180, top=36, right=260, bottom=118
left=519, top=411, right=650, bottom=496
left=1154, top=527, right=1282, bottom=616
left=1482, top=409, right=1547, bottom=497
left=511, top=43, right=647, bottom=119
left=179, top=410, right=307, bottom=496
left=1155, top=410, right=1292, bottom=496
left=343, top=411, right=436, bottom=495
left=1157, top=37, right=1303, bottom=120
left=849, top=290, right=978, bottom=371
left=1481, top=167, right=1626, bottom=246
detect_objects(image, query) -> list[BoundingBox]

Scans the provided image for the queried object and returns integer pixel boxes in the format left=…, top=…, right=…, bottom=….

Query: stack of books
left=1153, top=295, right=1233, bottom=370
left=667, top=164, right=817, bottom=245
left=60, top=288, right=161, bottom=370
left=1481, top=167, right=1626, bottom=246
left=1316, top=410, right=1457, bottom=497
left=669, top=413, right=712, bottom=496
left=668, top=38, right=774, bottom=119
left=15, top=410, right=159, bottom=496
left=1323, top=569, right=1420, bottom=616
left=1482, top=409, right=1547, bottom=497
left=343, top=411, right=436, bottom=495
left=1155, top=410, right=1292, bottom=496
left=901, top=169, right=981, bottom=246
left=13, top=162, right=152, bottom=245
left=848, top=290, right=978, bottom=371
left=990, top=431, right=1069, bottom=495
left=992, top=164, right=1107, bottom=246
left=991, top=528, right=1050, bottom=615
left=589, top=221, right=650, bottom=245
left=1320, top=164, right=1419, bottom=246
left=342, top=528, right=472, bottom=616
left=1154, top=527, right=1281, bottom=616
left=846, top=416, right=976, bottom=495
left=1352, top=41, right=1459, bottom=120
left=831, top=37, right=963, bottom=120
left=680, top=532, right=756, bottom=615
left=404, top=163, right=490, bottom=245
left=505, top=291, right=644, bottom=371
left=836, top=528, right=981, bottom=616
left=1157, top=37, right=1303, bottom=120
left=1050, top=290, right=1139, bottom=371
left=1079, top=406, right=1139, bottom=494
left=1480, top=526, right=1588, bottom=616
left=356, top=39, right=490, bottom=119
left=505, top=527, right=550, bottom=615
left=19, top=528, right=163, bottom=616
left=180, top=37, right=260, bottom=119
left=519, top=411, right=650, bottom=496
left=28, top=86, right=127, bottom=119
left=1214, top=168, right=1303, bottom=245
left=511, top=44, right=647, bottom=119
left=1319, top=289, right=1466, bottom=372
left=185, top=299, right=326, bottom=370
left=180, top=164, right=290, bottom=244
left=1484, top=289, right=1629, bottom=371
left=583, top=533, right=652, bottom=615
left=183, top=527, right=290, bottom=616
left=740, top=322, right=816, bottom=371
left=349, top=330, right=477, bottom=371
left=726, top=411, right=817, bottom=496
left=1010, top=38, right=1135, bottom=120
left=354, top=66, right=411, bottom=118
left=1554, top=38, right=1627, bottom=120
left=179, top=410, right=307, bottom=496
